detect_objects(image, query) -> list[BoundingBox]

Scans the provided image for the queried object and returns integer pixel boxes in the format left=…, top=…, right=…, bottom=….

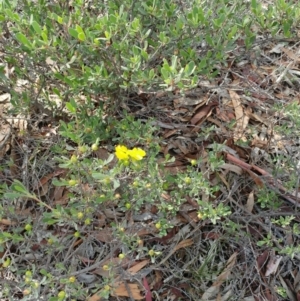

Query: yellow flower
left=115, top=145, right=129, bottom=160
left=115, top=145, right=146, bottom=161
left=127, top=148, right=146, bottom=161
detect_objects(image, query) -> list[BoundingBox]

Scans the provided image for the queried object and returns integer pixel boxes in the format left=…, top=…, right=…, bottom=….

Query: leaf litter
left=1, top=30, right=300, bottom=301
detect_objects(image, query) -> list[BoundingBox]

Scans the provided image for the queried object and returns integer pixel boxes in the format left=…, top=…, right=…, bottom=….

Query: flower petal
left=115, top=145, right=129, bottom=160
left=128, top=148, right=146, bottom=160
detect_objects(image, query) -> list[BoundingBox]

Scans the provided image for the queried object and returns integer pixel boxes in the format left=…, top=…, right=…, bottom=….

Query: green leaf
left=4, top=9, right=19, bottom=21
left=41, top=31, right=48, bottom=42
left=104, top=31, right=111, bottom=39
left=68, top=28, right=78, bottom=39
left=31, top=20, right=42, bottom=35
left=3, top=192, right=24, bottom=199
left=15, top=32, right=32, bottom=48
left=11, top=180, right=29, bottom=194
left=91, top=173, right=106, bottom=180
left=113, top=179, right=120, bottom=190
left=228, top=24, right=238, bottom=40
left=104, top=154, right=114, bottom=165
left=65, top=102, right=76, bottom=113
left=198, top=58, right=206, bottom=69
left=57, top=16, right=63, bottom=24
left=160, top=68, right=169, bottom=80
left=78, top=32, right=86, bottom=41
left=52, top=179, right=68, bottom=187
left=76, top=24, right=84, bottom=33
left=184, top=61, right=196, bottom=76
left=171, top=55, right=178, bottom=71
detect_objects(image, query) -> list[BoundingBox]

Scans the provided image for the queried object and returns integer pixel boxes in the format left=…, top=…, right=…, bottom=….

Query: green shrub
left=1, top=0, right=300, bottom=299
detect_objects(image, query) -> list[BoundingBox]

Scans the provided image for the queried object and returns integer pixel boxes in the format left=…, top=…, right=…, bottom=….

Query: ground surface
left=1, top=10, right=300, bottom=301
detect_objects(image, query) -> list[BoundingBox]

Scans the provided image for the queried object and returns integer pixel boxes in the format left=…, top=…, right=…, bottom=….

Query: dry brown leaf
left=229, top=90, right=249, bottom=141
left=265, top=255, right=282, bottom=276
left=213, top=252, right=237, bottom=286
left=53, top=189, right=69, bottom=205
left=0, top=219, right=16, bottom=226
left=220, top=163, right=243, bottom=175
left=112, top=282, right=144, bottom=299
left=215, top=106, right=236, bottom=122
left=174, top=96, right=206, bottom=107
left=163, top=129, right=179, bottom=138
left=256, top=250, right=269, bottom=274
left=251, top=138, right=268, bottom=148
left=172, top=139, right=190, bottom=155
left=245, top=169, right=264, bottom=188
left=173, top=239, right=193, bottom=252
left=53, top=186, right=65, bottom=201
left=91, top=260, right=149, bottom=301
left=245, top=107, right=269, bottom=126
left=281, top=47, right=300, bottom=62
left=190, top=103, right=215, bottom=127
left=201, top=252, right=237, bottom=301
left=93, top=228, right=114, bottom=243
left=127, top=259, right=150, bottom=275
left=87, top=292, right=102, bottom=301
left=245, top=191, right=255, bottom=213
left=217, top=171, right=230, bottom=189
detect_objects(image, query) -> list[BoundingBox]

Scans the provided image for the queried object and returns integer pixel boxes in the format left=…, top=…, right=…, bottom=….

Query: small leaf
left=15, top=32, right=32, bottom=48
left=68, top=28, right=78, bottom=39
left=104, top=154, right=114, bottom=165
left=65, top=102, right=76, bottom=113
left=92, top=173, right=106, bottom=180
left=31, top=20, right=42, bottom=35
left=78, top=32, right=86, bottom=41
left=3, top=192, right=24, bottom=199
left=52, top=179, right=68, bottom=187
left=104, top=31, right=111, bottom=39
left=11, top=180, right=29, bottom=194
left=184, top=61, right=196, bottom=76
left=171, top=55, right=178, bottom=70
left=143, top=29, right=151, bottom=38
left=113, top=179, right=120, bottom=190
left=160, top=68, right=169, bottom=80
left=41, top=32, right=48, bottom=42
left=75, top=24, right=84, bottom=33
left=57, top=16, right=63, bottom=24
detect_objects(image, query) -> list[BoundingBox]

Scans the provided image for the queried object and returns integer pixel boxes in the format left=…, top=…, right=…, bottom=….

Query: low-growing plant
left=1, top=0, right=300, bottom=299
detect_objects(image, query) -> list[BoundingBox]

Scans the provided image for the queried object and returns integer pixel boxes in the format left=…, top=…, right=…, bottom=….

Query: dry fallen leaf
left=90, top=260, right=150, bottom=301
left=229, top=90, right=249, bottom=142
left=190, top=102, right=217, bottom=129
left=265, top=255, right=282, bottom=277
left=112, top=282, right=144, bottom=299
left=245, top=191, right=255, bottom=213
left=201, top=252, right=237, bottom=301
left=220, top=163, right=243, bottom=175
left=0, top=219, right=16, bottom=226
left=173, top=238, right=194, bottom=252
